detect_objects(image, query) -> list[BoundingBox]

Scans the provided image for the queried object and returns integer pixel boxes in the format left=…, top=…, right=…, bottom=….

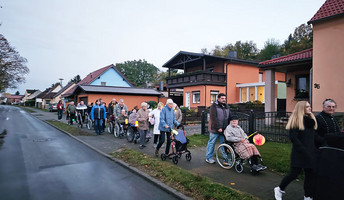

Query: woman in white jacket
left=150, top=102, right=164, bottom=148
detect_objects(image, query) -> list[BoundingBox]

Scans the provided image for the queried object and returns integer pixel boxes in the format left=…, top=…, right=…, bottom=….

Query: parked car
left=49, top=103, right=58, bottom=112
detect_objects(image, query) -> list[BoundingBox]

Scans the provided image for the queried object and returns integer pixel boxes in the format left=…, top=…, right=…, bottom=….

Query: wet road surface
left=0, top=106, right=178, bottom=200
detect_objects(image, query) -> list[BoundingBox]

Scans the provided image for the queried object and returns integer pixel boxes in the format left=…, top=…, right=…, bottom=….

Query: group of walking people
left=204, top=93, right=341, bottom=200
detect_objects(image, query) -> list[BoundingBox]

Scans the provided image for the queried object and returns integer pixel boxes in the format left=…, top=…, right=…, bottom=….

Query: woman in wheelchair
left=117, top=110, right=128, bottom=128
left=224, top=115, right=267, bottom=172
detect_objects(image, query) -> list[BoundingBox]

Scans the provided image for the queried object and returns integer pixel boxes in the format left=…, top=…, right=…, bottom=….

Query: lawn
left=187, top=133, right=292, bottom=175
left=46, top=120, right=95, bottom=136
left=111, top=148, right=257, bottom=200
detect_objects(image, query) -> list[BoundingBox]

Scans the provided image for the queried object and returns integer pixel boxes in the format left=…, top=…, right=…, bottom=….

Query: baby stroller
left=161, top=127, right=192, bottom=164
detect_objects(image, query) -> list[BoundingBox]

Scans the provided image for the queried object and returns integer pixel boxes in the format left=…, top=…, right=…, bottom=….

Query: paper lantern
left=125, top=119, right=128, bottom=124
left=172, top=129, right=178, bottom=135
left=253, top=134, right=265, bottom=146
left=135, top=121, right=139, bottom=127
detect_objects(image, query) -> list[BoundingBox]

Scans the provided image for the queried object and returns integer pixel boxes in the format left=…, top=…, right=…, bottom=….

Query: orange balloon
left=253, top=134, right=265, bottom=146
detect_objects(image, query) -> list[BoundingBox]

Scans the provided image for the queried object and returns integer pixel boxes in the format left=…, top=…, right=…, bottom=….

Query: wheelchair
left=114, top=119, right=128, bottom=138
left=215, top=141, right=265, bottom=174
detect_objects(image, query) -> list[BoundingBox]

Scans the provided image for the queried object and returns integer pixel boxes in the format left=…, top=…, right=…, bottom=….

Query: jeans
left=94, top=119, right=103, bottom=134
left=206, top=132, right=225, bottom=160
left=157, top=131, right=171, bottom=155
left=139, top=129, right=148, bottom=146
left=57, top=110, right=63, bottom=120
left=280, top=167, right=315, bottom=197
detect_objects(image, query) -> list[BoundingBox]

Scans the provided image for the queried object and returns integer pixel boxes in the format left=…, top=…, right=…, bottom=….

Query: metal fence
left=201, top=110, right=292, bottom=143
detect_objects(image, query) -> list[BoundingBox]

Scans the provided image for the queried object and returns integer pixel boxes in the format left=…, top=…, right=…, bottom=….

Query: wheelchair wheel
left=172, top=156, right=178, bottom=164
left=161, top=154, right=167, bottom=161
left=107, top=122, right=113, bottom=134
left=114, top=123, right=120, bottom=137
left=216, top=143, right=235, bottom=169
left=186, top=152, right=192, bottom=161
left=126, top=126, right=134, bottom=142
left=235, top=162, right=244, bottom=173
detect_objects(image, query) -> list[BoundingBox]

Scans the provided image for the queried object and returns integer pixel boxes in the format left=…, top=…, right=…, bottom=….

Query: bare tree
left=0, top=33, right=29, bottom=92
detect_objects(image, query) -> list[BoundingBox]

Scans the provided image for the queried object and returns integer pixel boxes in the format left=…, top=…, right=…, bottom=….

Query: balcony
left=166, top=71, right=227, bottom=88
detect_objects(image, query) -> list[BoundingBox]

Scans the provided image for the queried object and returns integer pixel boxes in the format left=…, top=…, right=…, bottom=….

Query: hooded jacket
left=159, top=105, right=180, bottom=132
left=208, top=100, right=231, bottom=134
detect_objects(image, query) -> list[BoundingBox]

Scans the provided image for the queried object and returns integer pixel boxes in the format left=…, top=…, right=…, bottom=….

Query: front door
left=185, top=92, right=190, bottom=109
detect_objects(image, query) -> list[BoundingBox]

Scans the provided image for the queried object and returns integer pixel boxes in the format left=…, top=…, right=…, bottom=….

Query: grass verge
left=19, top=106, right=37, bottom=113
left=46, top=120, right=95, bottom=136
left=257, top=141, right=291, bottom=175
left=187, top=134, right=292, bottom=175
left=110, top=148, right=258, bottom=200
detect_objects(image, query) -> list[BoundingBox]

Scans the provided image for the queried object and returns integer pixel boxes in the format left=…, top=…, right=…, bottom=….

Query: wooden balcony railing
left=166, top=71, right=226, bottom=88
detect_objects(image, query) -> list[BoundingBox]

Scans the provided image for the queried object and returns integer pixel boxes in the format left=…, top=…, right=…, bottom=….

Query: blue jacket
left=90, top=105, right=106, bottom=120
left=159, top=105, right=180, bottom=132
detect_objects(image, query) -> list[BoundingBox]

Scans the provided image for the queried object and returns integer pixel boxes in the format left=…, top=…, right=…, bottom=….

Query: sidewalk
left=28, top=108, right=304, bottom=200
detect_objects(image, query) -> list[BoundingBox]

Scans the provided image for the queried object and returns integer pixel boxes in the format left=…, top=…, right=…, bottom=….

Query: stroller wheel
left=186, top=153, right=192, bottom=161
left=160, top=154, right=167, bottom=161
left=172, top=156, right=178, bottom=164
left=235, top=162, right=244, bottom=173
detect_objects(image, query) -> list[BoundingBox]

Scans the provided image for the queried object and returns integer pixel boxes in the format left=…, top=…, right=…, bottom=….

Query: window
left=295, top=74, right=309, bottom=99
left=101, top=82, right=106, bottom=86
left=210, top=91, right=219, bottom=103
left=192, top=91, right=200, bottom=103
left=259, top=72, right=263, bottom=82
left=207, top=66, right=214, bottom=72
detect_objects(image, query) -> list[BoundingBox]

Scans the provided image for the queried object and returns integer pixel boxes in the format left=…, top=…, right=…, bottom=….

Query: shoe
left=139, top=145, right=144, bottom=149
left=257, top=164, right=267, bottom=170
left=155, top=149, right=159, bottom=157
left=251, top=164, right=261, bottom=171
left=153, top=144, right=157, bottom=148
left=205, top=158, right=215, bottom=164
left=274, top=186, right=285, bottom=200
left=223, top=159, right=230, bottom=165
left=304, top=196, right=313, bottom=200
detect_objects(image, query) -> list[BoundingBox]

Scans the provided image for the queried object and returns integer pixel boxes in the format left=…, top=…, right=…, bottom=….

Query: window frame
left=192, top=91, right=201, bottom=104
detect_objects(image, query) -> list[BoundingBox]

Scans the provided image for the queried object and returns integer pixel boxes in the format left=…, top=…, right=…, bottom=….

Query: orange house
left=163, top=51, right=285, bottom=109
left=260, top=0, right=344, bottom=113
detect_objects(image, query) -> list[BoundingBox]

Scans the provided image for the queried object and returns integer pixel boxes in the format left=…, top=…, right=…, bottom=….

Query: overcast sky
left=1, top=0, right=325, bottom=94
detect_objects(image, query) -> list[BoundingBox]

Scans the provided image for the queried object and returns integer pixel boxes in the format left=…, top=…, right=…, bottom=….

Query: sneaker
left=274, top=186, right=285, bottom=200
left=223, top=159, right=230, bottom=165
left=251, top=164, right=261, bottom=171
left=153, top=144, right=157, bottom=148
left=155, top=149, right=159, bottom=157
left=205, top=158, right=215, bottom=164
left=139, top=145, right=144, bottom=149
left=304, top=197, right=313, bottom=200
left=257, top=164, right=267, bottom=170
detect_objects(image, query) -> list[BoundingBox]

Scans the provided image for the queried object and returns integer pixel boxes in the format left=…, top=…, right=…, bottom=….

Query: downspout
left=310, top=67, right=313, bottom=107
left=225, top=61, right=230, bottom=104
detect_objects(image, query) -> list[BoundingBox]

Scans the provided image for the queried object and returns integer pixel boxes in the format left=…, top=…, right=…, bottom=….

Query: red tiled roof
left=259, top=48, right=313, bottom=66
left=308, top=0, right=344, bottom=24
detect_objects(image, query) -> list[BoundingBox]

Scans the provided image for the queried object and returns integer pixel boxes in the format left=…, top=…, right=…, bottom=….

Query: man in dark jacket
left=205, top=93, right=231, bottom=164
left=316, top=99, right=341, bottom=140
left=90, top=100, right=106, bottom=135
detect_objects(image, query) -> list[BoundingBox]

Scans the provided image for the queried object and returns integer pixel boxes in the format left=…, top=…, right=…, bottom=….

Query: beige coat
left=137, top=108, right=149, bottom=130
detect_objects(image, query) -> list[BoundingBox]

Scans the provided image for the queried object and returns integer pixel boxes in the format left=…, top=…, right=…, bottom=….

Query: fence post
left=248, top=110, right=255, bottom=142
left=201, top=111, right=206, bottom=135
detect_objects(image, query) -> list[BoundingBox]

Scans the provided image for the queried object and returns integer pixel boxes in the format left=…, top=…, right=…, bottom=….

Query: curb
left=27, top=109, right=191, bottom=200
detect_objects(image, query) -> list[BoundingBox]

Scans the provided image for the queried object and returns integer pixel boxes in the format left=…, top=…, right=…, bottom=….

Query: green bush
left=147, top=101, right=157, bottom=109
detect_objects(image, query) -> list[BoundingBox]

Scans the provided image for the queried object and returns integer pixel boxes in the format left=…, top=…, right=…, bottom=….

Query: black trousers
left=279, top=167, right=315, bottom=197
left=156, top=131, right=171, bottom=155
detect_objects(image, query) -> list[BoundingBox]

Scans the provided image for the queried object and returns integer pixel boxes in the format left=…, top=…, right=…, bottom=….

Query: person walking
left=150, top=102, right=164, bottom=148
left=114, top=99, right=128, bottom=119
left=173, top=103, right=183, bottom=129
left=67, top=101, right=77, bottom=125
left=316, top=98, right=340, bottom=139
left=90, top=99, right=106, bottom=135
left=205, top=93, right=231, bottom=164
left=155, top=99, right=181, bottom=156
left=137, top=102, right=150, bottom=149
left=57, top=100, right=64, bottom=120
left=274, top=101, right=324, bottom=200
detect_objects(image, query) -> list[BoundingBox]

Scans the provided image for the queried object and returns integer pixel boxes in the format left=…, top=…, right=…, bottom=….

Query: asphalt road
left=0, top=106, right=178, bottom=200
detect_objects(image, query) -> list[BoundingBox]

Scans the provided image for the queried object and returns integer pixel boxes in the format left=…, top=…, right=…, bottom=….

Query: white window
left=259, top=72, right=263, bottom=82
left=192, top=91, right=200, bottom=104
left=210, top=91, right=218, bottom=103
